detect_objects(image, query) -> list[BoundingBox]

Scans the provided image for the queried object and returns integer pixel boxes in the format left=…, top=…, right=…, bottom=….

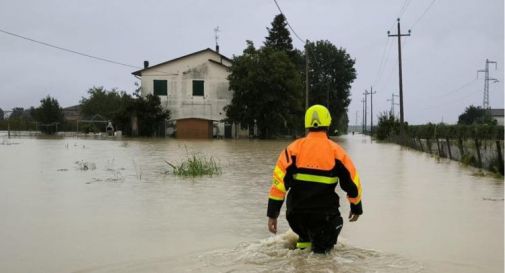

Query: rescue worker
left=266, top=104, right=363, bottom=253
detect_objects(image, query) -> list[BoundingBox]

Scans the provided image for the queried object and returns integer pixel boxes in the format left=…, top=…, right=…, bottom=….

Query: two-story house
left=132, top=48, right=245, bottom=138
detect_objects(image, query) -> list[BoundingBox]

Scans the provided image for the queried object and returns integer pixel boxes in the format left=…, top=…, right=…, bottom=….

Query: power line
left=374, top=38, right=395, bottom=86
left=410, top=0, right=438, bottom=29
left=398, top=0, right=414, bottom=18
left=0, top=27, right=141, bottom=69
left=0, top=27, right=189, bottom=77
left=408, top=78, right=477, bottom=103
left=432, top=79, right=478, bottom=98
left=272, top=0, right=305, bottom=44
left=419, top=90, right=477, bottom=110
left=415, top=79, right=479, bottom=110
left=373, top=38, right=390, bottom=86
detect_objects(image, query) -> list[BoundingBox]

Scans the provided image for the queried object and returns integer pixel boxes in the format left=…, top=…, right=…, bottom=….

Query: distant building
left=489, top=108, right=504, bottom=126
left=62, top=105, right=81, bottom=121
left=132, top=48, right=247, bottom=139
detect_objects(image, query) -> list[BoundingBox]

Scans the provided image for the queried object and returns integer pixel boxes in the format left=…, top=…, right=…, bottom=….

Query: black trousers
left=287, top=212, right=343, bottom=253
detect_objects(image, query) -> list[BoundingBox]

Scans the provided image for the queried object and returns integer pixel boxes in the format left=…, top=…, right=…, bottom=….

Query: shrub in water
left=166, top=154, right=221, bottom=177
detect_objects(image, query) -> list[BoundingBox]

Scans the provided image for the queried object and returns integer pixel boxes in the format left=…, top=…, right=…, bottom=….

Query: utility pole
left=363, top=91, right=368, bottom=134
left=361, top=98, right=365, bottom=133
left=4, top=110, right=12, bottom=139
left=355, top=110, right=359, bottom=129
left=477, top=59, right=498, bottom=109
left=388, top=18, right=411, bottom=124
left=387, top=93, right=399, bottom=116
left=305, top=40, right=310, bottom=109
left=368, top=86, right=377, bottom=135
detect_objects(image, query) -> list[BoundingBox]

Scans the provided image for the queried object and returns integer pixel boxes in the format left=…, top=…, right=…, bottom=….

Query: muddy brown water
left=0, top=134, right=503, bottom=273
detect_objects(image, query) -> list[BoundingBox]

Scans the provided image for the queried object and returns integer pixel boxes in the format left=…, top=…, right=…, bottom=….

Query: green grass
left=165, top=154, right=222, bottom=177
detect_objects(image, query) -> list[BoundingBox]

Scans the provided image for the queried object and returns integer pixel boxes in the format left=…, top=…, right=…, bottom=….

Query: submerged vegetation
left=165, top=154, right=222, bottom=177
left=374, top=111, right=504, bottom=176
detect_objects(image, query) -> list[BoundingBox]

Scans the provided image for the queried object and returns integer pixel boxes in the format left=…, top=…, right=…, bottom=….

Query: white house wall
left=139, top=51, right=232, bottom=122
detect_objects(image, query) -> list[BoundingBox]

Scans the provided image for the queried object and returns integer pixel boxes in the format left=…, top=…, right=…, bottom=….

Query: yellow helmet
left=305, top=104, right=332, bottom=129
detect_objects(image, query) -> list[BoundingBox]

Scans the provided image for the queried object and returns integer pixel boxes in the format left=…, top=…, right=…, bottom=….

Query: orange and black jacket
left=267, top=131, right=363, bottom=218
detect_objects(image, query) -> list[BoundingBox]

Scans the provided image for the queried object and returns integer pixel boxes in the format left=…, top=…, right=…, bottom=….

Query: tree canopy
left=264, top=14, right=293, bottom=54
left=226, top=41, right=303, bottom=138
left=306, top=40, right=356, bottom=134
left=227, top=14, right=304, bottom=138
left=458, top=105, right=496, bottom=125
left=130, top=93, right=170, bottom=136
left=80, top=86, right=125, bottom=119
left=32, top=95, right=64, bottom=134
left=10, top=107, right=27, bottom=120
left=79, top=87, right=170, bottom=136
left=226, top=14, right=357, bottom=137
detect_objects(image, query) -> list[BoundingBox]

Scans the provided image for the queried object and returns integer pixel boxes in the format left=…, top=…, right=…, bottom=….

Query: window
left=192, top=80, right=204, bottom=96
left=153, top=80, right=167, bottom=96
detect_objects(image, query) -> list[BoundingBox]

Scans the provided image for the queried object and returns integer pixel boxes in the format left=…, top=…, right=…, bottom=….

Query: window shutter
left=153, top=80, right=167, bottom=96
left=192, top=80, right=204, bottom=96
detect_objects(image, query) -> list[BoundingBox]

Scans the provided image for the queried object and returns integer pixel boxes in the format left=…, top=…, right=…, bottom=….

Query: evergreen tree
left=264, top=14, right=294, bottom=55
left=226, top=41, right=303, bottom=138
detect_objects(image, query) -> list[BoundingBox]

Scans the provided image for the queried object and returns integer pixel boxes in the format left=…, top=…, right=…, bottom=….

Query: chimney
left=143, top=60, right=149, bottom=69
left=215, top=45, right=220, bottom=53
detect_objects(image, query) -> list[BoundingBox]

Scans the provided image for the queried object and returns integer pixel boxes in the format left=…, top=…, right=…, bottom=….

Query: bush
left=375, top=111, right=401, bottom=140
left=165, top=154, right=221, bottom=177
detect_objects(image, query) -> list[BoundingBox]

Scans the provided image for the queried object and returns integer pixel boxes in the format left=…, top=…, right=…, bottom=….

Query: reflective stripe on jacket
left=267, top=131, right=363, bottom=218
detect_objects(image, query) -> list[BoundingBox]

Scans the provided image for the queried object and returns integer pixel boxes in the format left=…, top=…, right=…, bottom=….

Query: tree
left=32, top=96, right=64, bottom=134
left=458, top=105, right=496, bottom=125
left=110, top=92, right=135, bottom=135
left=0, top=108, right=4, bottom=121
left=305, top=40, right=356, bottom=134
left=79, top=86, right=170, bottom=136
left=375, top=111, right=401, bottom=140
left=264, top=14, right=294, bottom=56
left=80, top=86, right=124, bottom=120
left=9, top=107, right=26, bottom=119
left=226, top=41, right=304, bottom=138
left=131, top=94, right=170, bottom=136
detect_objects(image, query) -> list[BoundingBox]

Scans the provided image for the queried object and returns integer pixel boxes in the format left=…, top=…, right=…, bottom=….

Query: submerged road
left=0, top=134, right=502, bottom=273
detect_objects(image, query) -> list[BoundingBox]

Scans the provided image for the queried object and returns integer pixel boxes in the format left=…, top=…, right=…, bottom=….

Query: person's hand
left=348, top=211, right=360, bottom=222
left=268, top=217, right=278, bottom=234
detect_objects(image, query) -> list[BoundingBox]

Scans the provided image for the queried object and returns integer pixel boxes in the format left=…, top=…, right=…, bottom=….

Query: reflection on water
left=0, top=134, right=502, bottom=273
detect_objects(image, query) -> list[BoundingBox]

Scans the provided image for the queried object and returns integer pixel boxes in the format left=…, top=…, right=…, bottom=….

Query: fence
left=391, top=124, right=504, bottom=175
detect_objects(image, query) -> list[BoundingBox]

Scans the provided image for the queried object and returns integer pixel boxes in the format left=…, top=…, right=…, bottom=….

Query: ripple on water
left=193, top=231, right=424, bottom=273
left=73, top=231, right=423, bottom=273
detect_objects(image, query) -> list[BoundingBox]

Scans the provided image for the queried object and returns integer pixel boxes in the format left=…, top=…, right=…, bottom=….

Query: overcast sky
left=0, top=0, right=503, bottom=124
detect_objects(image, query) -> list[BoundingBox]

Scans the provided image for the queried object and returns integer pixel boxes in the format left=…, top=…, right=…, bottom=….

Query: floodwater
left=0, top=134, right=503, bottom=273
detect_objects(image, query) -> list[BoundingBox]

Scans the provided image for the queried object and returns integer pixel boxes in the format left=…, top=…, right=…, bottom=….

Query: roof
left=63, top=105, right=81, bottom=111
left=489, top=108, right=504, bottom=117
left=132, top=48, right=232, bottom=76
left=208, top=58, right=231, bottom=69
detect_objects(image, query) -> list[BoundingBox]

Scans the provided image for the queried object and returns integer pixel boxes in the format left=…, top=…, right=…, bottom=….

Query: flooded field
left=0, top=134, right=503, bottom=273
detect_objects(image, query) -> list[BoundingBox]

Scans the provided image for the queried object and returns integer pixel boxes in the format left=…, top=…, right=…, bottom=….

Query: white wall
left=139, top=50, right=232, bottom=122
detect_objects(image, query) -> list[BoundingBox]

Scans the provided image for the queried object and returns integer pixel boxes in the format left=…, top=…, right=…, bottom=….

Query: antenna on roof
left=214, top=26, right=220, bottom=53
